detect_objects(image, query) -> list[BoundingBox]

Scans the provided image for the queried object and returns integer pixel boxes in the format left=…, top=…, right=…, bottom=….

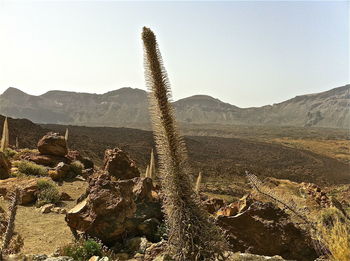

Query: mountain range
left=0, top=85, right=348, bottom=129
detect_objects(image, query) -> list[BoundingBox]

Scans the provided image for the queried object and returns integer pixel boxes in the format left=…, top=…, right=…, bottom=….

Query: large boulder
left=0, top=151, right=10, bottom=179
left=103, top=148, right=140, bottom=180
left=65, top=172, right=136, bottom=245
left=216, top=201, right=317, bottom=261
left=66, top=173, right=163, bottom=245
left=37, top=132, right=68, bottom=157
left=0, top=178, right=39, bottom=205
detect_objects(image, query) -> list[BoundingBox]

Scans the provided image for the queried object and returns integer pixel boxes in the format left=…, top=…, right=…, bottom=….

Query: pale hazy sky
left=0, top=1, right=348, bottom=107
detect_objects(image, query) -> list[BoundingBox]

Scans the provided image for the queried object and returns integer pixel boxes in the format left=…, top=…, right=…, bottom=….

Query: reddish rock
left=103, top=148, right=140, bottom=180
left=37, top=132, right=68, bottom=157
left=203, top=197, right=225, bottom=214
left=27, top=154, right=70, bottom=167
left=216, top=194, right=253, bottom=217
left=216, top=204, right=239, bottom=217
left=0, top=178, right=38, bottom=205
left=216, top=201, right=317, bottom=261
left=65, top=172, right=136, bottom=244
left=0, top=151, right=10, bottom=179
left=67, top=172, right=163, bottom=244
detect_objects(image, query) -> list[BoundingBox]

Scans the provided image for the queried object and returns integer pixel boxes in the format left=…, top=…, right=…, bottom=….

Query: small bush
left=59, top=238, right=115, bottom=261
left=69, top=161, right=84, bottom=177
left=14, top=161, right=48, bottom=177
left=319, top=207, right=345, bottom=227
left=4, top=148, right=17, bottom=159
left=36, top=179, right=60, bottom=207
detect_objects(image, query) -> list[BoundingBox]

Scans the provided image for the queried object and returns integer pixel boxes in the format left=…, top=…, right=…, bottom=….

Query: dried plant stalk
left=142, top=26, right=226, bottom=260
left=195, top=172, right=202, bottom=194
left=2, top=188, right=20, bottom=251
left=245, top=171, right=316, bottom=230
left=0, top=117, right=9, bottom=152
left=145, top=164, right=150, bottom=178
left=149, top=149, right=156, bottom=179
left=65, top=128, right=69, bottom=141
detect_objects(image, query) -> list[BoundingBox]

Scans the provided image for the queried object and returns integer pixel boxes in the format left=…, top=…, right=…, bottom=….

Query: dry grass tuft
left=316, top=213, right=350, bottom=261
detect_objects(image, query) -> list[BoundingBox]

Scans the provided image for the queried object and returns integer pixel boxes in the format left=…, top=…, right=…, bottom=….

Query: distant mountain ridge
left=0, top=85, right=348, bottom=129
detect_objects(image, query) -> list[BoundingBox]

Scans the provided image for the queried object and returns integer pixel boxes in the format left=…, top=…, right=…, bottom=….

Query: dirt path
left=0, top=180, right=88, bottom=254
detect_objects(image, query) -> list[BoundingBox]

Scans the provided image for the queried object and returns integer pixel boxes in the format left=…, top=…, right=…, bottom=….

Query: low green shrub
left=69, top=160, right=84, bottom=177
left=14, top=161, right=48, bottom=177
left=59, top=238, right=111, bottom=261
left=4, top=148, right=17, bottom=159
left=36, top=179, right=60, bottom=207
left=319, top=207, right=345, bottom=227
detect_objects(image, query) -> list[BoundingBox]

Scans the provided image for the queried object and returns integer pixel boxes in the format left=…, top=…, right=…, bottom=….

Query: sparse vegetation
left=14, top=161, right=48, bottom=177
left=36, top=179, right=60, bottom=207
left=59, top=238, right=114, bottom=261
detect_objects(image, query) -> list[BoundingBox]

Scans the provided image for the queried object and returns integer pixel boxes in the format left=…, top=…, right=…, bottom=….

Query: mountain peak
left=176, top=94, right=239, bottom=109
left=1, top=87, right=28, bottom=97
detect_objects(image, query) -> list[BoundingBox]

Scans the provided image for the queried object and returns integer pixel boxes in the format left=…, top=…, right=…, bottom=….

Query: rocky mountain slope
left=0, top=85, right=348, bottom=129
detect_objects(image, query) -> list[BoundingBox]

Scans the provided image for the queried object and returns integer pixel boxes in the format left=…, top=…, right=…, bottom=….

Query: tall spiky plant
left=0, top=117, right=9, bottom=152
left=15, top=136, right=19, bottom=149
left=149, top=149, right=156, bottom=179
left=64, top=128, right=69, bottom=142
left=145, top=164, right=150, bottom=178
left=195, top=172, right=202, bottom=194
left=142, top=27, right=226, bottom=260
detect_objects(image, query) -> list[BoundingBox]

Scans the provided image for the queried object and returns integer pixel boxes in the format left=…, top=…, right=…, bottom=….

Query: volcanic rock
left=37, top=132, right=68, bottom=157
left=65, top=172, right=136, bottom=244
left=103, top=148, right=140, bottom=180
left=28, top=154, right=70, bottom=168
left=216, top=201, right=317, bottom=261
